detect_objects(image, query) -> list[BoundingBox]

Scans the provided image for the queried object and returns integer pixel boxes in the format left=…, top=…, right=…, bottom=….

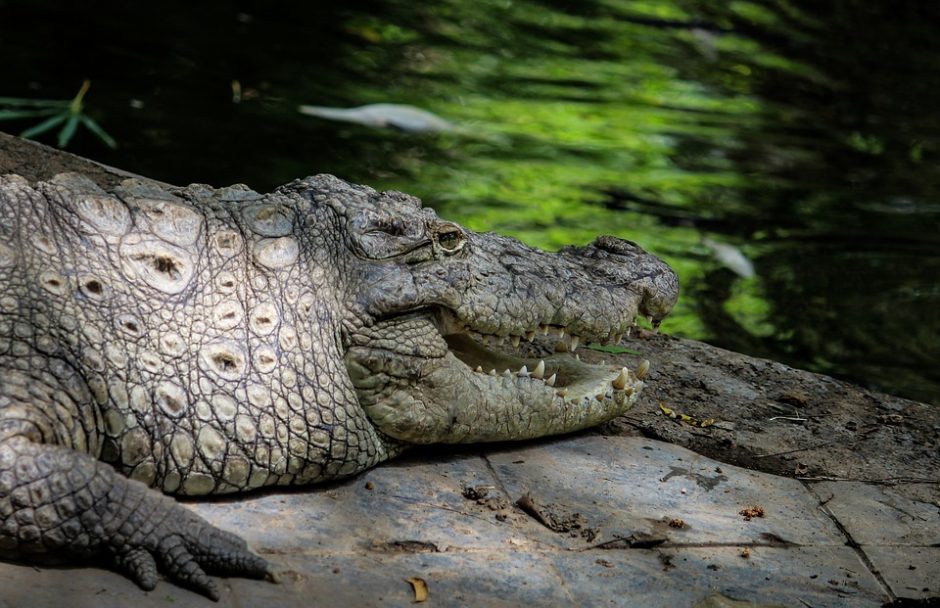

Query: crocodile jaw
left=344, top=311, right=647, bottom=444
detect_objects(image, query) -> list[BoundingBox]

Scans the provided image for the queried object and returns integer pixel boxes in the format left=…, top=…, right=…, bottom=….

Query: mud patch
left=461, top=484, right=514, bottom=521
left=515, top=493, right=599, bottom=541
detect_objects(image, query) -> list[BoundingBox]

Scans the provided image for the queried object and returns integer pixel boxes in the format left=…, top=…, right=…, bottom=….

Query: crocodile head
left=294, top=175, right=679, bottom=445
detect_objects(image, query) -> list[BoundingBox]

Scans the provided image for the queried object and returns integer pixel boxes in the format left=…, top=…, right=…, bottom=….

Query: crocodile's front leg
left=0, top=434, right=269, bottom=600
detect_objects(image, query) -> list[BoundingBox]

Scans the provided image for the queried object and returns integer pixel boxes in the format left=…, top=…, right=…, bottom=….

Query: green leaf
left=0, top=108, right=61, bottom=121
left=0, top=96, right=69, bottom=108
left=57, top=114, right=80, bottom=148
left=586, top=343, right=642, bottom=355
left=19, top=112, right=68, bottom=139
left=79, top=114, right=118, bottom=149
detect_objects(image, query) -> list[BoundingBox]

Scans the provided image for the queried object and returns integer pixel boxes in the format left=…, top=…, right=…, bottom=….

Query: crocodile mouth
left=344, top=308, right=648, bottom=444
left=434, top=309, right=648, bottom=404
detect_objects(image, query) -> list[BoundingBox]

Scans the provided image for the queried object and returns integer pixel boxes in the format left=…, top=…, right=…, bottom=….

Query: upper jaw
left=435, top=308, right=631, bottom=355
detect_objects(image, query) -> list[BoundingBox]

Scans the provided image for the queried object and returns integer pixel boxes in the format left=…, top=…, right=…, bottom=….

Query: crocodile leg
left=0, top=436, right=269, bottom=600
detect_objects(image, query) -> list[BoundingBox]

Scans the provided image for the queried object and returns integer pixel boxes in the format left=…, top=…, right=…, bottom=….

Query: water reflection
left=1, top=0, right=937, bottom=402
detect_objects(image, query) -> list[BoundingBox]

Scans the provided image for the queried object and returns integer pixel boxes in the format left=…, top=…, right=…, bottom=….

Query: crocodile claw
left=110, top=507, right=270, bottom=601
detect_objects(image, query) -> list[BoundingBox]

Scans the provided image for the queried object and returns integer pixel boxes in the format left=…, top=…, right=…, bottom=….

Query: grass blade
left=0, top=96, right=69, bottom=108
left=19, top=112, right=68, bottom=139
left=79, top=114, right=117, bottom=149
left=0, top=108, right=61, bottom=121
left=57, top=114, right=80, bottom=147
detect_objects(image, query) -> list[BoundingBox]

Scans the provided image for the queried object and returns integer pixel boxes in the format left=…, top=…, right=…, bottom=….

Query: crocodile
left=0, top=172, right=679, bottom=599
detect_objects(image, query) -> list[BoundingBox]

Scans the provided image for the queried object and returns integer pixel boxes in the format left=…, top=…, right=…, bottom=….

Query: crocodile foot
left=0, top=438, right=270, bottom=601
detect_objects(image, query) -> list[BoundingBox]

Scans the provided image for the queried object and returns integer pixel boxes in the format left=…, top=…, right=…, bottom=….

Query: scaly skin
left=0, top=172, right=678, bottom=598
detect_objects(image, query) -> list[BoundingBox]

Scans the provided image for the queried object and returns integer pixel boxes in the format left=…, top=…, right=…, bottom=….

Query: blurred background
left=1, top=0, right=938, bottom=404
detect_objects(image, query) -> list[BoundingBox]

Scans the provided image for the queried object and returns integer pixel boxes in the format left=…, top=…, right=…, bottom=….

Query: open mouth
left=435, top=309, right=648, bottom=405
left=345, top=307, right=650, bottom=443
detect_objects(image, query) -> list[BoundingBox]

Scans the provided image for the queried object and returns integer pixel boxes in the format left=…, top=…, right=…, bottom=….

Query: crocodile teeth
left=525, top=330, right=536, bottom=342
left=612, top=367, right=629, bottom=390
left=569, top=336, right=580, bottom=351
left=636, top=359, right=650, bottom=379
left=614, top=333, right=623, bottom=343
left=511, top=335, right=521, bottom=348
left=475, top=365, right=483, bottom=373
left=489, top=369, right=497, bottom=376
left=575, top=354, right=580, bottom=361
left=532, top=360, right=545, bottom=379
left=502, top=369, right=513, bottom=378
left=540, top=325, right=550, bottom=336
left=518, top=365, right=529, bottom=377
left=555, top=387, right=568, bottom=397
left=545, top=373, right=556, bottom=387
left=595, top=393, right=605, bottom=402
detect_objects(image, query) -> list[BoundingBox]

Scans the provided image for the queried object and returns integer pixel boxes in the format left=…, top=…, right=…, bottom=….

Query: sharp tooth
left=489, top=369, right=497, bottom=376
left=475, top=365, right=483, bottom=373
left=575, top=354, right=580, bottom=361
left=503, top=369, right=513, bottom=378
left=557, top=327, right=566, bottom=339
left=518, top=365, right=529, bottom=377
left=525, top=330, right=536, bottom=342
left=636, top=359, right=650, bottom=379
left=532, top=360, right=545, bottom=379
left=612, top=367, right=628, bottom=390
left=541, top=325, right=550, bottom=335
left=595, top=393, right=605, bottom=402
left=614, top=333, right=623, bottom=343
left=545, top=373, right=556, bottom=387
left=569, top=336, right=580, bottom=351
left=555, top=387, right=567, bottom=397
left=511, top=335, right=521, bottom=348
left=498, top=335, right=508, bottom=345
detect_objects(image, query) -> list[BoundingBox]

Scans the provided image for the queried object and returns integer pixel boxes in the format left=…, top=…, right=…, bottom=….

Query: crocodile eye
left=437, top=228, right=464, bottom=252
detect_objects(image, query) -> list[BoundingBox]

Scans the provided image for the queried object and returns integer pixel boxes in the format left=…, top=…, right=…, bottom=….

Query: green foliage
left=585, top=344, right=642, bottom=355
left=0, top=80, right=116, bottom=149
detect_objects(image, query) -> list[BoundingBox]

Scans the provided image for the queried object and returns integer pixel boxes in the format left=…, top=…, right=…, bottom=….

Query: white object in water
left=298, top=103, right=455, bottom=133
left=702, top=237, right=755, bottom=278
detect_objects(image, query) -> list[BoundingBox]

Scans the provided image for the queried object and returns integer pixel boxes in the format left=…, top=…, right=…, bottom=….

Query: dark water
left=2, top=0, right=938, bottom=403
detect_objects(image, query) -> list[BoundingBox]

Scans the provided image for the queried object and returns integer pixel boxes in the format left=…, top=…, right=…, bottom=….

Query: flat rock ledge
left=1, top=435, right=936, bottom=607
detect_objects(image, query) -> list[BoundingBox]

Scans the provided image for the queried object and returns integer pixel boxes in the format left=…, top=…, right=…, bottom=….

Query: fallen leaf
left=659, top=403, right=716, bottom=427
left=739, top=505, right=765, bottom=521
left=406, top=577, right=428, bottom=603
